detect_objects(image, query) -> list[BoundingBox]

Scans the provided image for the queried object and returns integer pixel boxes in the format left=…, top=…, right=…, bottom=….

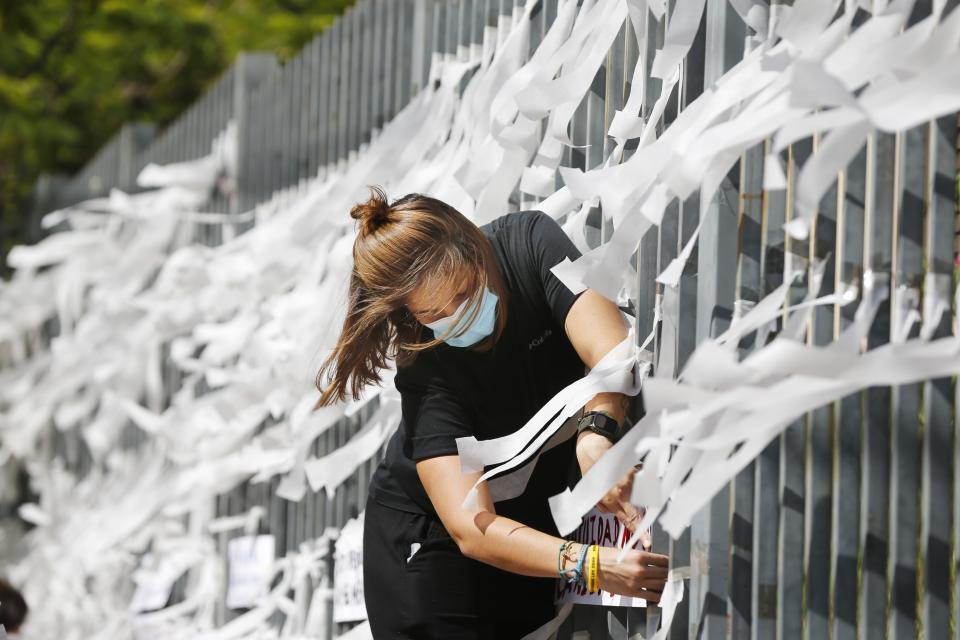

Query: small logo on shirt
left=407, top=542, right=421, bottom=562
left=528, top=328, right=553, bottom=350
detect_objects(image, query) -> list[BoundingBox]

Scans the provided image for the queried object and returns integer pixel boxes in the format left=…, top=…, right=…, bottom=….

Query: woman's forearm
left=418, top=456, right=565, bottom=578
left=459, top=510, right=564, bottom=578
left=461, top=509, right=669, bottom=601
left=416, top=456, right=669, bottom=599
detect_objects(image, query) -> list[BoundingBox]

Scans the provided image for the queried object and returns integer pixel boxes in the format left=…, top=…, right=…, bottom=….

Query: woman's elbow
left=450, top=527, right=483, bottom=561
left=448, top=511, right=495, bottom=561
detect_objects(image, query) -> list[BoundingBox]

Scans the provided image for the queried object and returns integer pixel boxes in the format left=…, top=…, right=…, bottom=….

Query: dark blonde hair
left=314, top=186, right=508, bottom=408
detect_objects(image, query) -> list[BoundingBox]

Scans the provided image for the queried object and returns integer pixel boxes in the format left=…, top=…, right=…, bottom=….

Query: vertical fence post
left=688, top=0, right=742, bottom=637
left=298, top=39, right=315, bottom=188
left=382, top=0, right=399, bottom=123
left=753, top=145, right=786, bottom=640
left=805, top=134, right=839, bottom=640
left=410, top=0, right=430, bottom=98
left=359, top=0, right=374, bottom=151
left=347, top=4, right=362, bottom=159
left=117, top=123, right=156, bottom=194
left=669, top=8, right=706, bottom=635
left=395, top=0, right=415, bottom=118
left=315, top=31, right=331, bottom=183
left=471, top=0, right=484, bottom=62
left=307, top=35, right=322, bottom=181
left=598, top=16, right=640, bottom=637
left=285, top=53, right=301, bottom=192
left=336, top=12, right=351, bottom=169
left=919, top=110, right=957, bottom=639
left=234, top=53, right=280, bottom=215
left=889, top=121, right=925, bottom=640
left=861, top=127, right=896, bottom=640
left=888, top=7, right=934, bottom=640
left=266, top=68, right=283, bottom=201
left=370, top=0, right=386, bottom=137
left=775, top=132, right=814, bottom=640
left=325, top=19, right=341, bottom=174
left=730, top=143, right=764, bottom=640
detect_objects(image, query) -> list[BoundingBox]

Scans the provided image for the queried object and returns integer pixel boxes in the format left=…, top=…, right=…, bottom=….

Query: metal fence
left=26, top=0, right=960, bottom=638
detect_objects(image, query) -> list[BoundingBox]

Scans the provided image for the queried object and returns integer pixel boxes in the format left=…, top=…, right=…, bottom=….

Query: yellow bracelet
left=587, top=544, right=600, bottom=593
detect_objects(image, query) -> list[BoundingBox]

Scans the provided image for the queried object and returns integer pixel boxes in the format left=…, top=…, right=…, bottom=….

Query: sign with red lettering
left=554, top=507, right=648, bottom=607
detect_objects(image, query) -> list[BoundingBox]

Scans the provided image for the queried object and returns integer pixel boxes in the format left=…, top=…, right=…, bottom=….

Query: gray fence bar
left=862, top=127, right=896, bottom=640
left=921, top=111, right=957, bottom=640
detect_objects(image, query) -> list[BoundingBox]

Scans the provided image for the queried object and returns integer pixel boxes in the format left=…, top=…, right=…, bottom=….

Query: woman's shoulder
left=483, top=210, right=555, bottom=271
left=483, top=209, right=550, bottom=237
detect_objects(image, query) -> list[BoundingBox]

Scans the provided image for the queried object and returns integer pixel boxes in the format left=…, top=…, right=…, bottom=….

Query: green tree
left=0, top=0, right=354, bottom=276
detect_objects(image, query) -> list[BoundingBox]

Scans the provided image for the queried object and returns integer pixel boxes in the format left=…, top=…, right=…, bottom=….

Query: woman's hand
left=597, top=546, right=669, bottom=602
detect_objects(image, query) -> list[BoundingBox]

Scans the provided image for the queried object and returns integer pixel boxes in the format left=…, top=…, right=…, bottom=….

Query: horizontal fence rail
left=12, top=0, right=960, bottom=638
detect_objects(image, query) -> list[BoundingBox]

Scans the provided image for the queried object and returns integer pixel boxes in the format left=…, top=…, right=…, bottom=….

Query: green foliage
left=0, top=0, right=354, bottom=273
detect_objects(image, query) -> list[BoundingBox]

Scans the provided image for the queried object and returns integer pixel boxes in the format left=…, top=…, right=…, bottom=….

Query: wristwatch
left=576, top=410, right=622, bottom=443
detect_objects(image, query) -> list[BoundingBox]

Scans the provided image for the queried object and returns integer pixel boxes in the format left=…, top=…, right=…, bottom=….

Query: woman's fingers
left=636, top=579, right=666, bottom=590
left=641, top=551, right=669, bottom=567
left=631, top=587, right=662, bottom=603
left=637, top=565, right=669, bottom=580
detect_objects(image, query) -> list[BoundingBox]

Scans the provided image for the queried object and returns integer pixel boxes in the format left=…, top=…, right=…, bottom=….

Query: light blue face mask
left=424, top=286, right=499, bottom=347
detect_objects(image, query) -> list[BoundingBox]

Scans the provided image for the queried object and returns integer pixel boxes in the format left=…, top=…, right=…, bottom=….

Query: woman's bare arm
left=563, top=288, right=644, bottom=531
left=564, top=288, right=631, bottom=422
left=416, top=454, right=668, bottom=599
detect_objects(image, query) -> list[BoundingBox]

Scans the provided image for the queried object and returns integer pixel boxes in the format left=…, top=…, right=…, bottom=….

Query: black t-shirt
left=369, top=210, right=585, bottom=535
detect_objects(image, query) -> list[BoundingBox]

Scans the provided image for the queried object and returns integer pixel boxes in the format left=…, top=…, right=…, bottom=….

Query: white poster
left=226, top=534, right=276, bottom=609
left=555, top=507, right=649, bottom=607
left=129, top=553, right=180, bottom=613
left=333, top=513, right=367, bottom=623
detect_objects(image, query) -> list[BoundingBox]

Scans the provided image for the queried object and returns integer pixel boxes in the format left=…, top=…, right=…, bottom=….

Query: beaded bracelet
left=558, top=541, right=593, bottom=590
left=570, top=543, right=589, bottom=588
left=556, top=540, right=575, bottom=581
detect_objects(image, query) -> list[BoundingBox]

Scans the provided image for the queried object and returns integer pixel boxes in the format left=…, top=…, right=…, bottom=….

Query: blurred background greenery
left=0, top=0, right=355, bottom=276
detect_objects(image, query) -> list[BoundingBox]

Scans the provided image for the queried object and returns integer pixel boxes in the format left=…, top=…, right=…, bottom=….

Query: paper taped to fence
left=226, top=535, right=276, bottom=610
left=333, top=514, right=367, bottom=623
left=555, top=507, right=649, bottom=607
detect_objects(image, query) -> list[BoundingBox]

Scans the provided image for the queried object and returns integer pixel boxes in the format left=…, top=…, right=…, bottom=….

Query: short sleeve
left=528, top=210, right=584, bottom=327
left=395, top=367, right=473, bottom=462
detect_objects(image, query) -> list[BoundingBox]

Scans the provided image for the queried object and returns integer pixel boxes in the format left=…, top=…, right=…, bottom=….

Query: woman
left=315, top=186, right=667, bottom=639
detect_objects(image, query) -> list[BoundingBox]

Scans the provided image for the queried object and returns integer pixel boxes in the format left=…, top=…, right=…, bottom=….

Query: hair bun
left=350, top=185, right=391, bottom=235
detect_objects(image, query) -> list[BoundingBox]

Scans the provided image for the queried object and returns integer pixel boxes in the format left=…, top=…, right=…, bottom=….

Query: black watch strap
left=576, top=411, right=622, bottom=443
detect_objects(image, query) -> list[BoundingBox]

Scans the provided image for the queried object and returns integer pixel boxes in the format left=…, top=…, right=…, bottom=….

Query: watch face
left=589, top=413, right=618, bottom=436
left=596, top=420, right=616, bottom=435
left=577, top=412, right=621, bottom=441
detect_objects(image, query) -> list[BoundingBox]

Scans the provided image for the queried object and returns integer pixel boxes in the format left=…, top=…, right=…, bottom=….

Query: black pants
left=362, top=494, right=556, bottom=639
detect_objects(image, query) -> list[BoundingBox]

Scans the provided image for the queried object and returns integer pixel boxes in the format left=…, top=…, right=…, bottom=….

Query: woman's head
left=315, top=186, right=508, bottom=407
